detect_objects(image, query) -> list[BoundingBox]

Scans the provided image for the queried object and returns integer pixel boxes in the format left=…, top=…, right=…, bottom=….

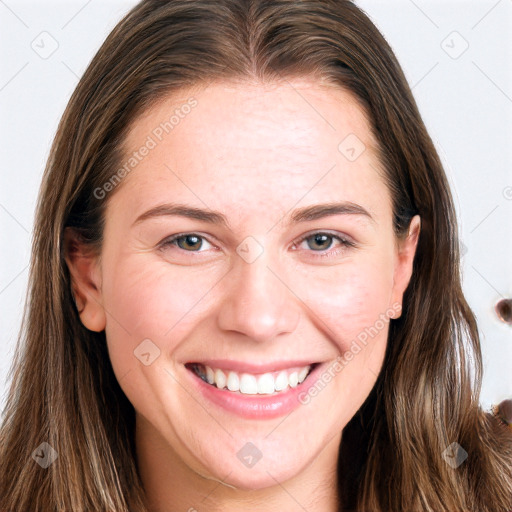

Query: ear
left=389, top=215, right=421, bottom=318
left=63, top=227, right=106, bottom=332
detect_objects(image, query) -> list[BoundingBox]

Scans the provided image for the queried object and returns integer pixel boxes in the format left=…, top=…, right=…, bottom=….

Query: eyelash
left=293, top=231, right=356, bottom=259
left=159, top=231, right=356, bottom=260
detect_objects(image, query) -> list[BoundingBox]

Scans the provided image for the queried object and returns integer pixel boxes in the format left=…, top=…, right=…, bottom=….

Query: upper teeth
left=195, top=364, right=312, bottom=395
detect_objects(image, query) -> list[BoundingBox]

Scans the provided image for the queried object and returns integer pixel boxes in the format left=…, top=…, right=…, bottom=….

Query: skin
left=65, top=77, right=421, bottom=512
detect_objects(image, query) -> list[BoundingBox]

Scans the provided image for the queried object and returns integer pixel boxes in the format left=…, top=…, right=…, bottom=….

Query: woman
left=1, top=0, right=511, bottom=510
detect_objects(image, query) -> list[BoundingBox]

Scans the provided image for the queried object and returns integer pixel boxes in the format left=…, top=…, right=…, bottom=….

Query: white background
left=1, top=0, right=511, bottom=415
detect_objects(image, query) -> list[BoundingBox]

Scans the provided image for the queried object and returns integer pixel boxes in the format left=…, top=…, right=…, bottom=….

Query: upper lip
left=186, top=359, right=321, bottom=374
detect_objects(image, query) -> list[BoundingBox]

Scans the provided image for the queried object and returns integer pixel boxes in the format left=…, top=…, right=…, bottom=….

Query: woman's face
left=67, top=78, right=420, bottom=492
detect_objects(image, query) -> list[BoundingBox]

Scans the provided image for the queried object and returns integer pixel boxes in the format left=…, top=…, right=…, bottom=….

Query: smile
left=185, top=362, right=318, bottom=395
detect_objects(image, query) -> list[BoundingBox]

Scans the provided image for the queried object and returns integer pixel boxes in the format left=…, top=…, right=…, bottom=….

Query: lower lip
left=184, top=362, right=326, bottom=420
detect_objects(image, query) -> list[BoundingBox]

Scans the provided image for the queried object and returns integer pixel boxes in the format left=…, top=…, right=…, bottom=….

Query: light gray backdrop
left=1, top=0, right=511, bottom=415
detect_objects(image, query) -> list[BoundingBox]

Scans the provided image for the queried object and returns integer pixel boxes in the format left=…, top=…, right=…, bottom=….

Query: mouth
left=185, top=361, right=320, bottom=396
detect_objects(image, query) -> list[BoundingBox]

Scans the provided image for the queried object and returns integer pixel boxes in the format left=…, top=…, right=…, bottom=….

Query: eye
left=159, top=233, right=215, bottom=253
left=158, top=230, right=355, bottom=261
left=291, top=231, right=356, bottom=259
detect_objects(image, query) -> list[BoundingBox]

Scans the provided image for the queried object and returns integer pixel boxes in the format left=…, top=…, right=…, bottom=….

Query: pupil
left=180, top=235, right=201, bottom=250
left=311, top=234, right=330, bottom=250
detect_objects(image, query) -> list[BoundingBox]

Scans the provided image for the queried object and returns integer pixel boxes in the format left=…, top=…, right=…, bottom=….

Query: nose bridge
left=216, top=247, right=300, bottom=342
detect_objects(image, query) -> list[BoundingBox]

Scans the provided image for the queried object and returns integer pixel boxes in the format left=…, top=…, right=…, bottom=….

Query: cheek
left=286, top=258, right=394, bottom=428
left=295, top=256, right=395, bottom=347
left=100, top=256, right=219, bottom=370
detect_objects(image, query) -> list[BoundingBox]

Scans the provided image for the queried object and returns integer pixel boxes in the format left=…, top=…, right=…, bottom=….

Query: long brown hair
left=1, top=1, right=511, bottom=510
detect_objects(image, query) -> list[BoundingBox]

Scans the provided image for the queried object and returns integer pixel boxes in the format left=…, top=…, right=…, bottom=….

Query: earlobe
left=63, top=227, right=106, bottom=332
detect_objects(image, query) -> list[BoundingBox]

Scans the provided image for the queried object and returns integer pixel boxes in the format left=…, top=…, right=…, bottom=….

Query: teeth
left=240, top=374, right=258, bottom=394
left=256, top=373, right=274, bottom=394
left=227, top=372, right=240, bottom=392
left=193, top=363, right=313, bottom=395
left=274, top=371, right=289, bottom=391
left=214, top=368, right=226, bottom=389
left=298, top=367, right=309, bottom=382
left=205, top=366, right=215, bottom=385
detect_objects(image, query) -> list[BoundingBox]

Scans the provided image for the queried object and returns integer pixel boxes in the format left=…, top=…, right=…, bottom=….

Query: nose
left=216, top=250, right=301, bottom=343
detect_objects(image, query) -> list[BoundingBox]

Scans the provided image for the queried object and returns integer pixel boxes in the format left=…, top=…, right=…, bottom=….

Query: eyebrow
left=132, top=201, right=376, bottom=228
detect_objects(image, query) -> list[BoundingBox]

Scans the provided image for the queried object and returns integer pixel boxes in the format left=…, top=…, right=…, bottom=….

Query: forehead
left=126, top=77, right=377, bottom=156
left=113, top=78, right=390, bottom=227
